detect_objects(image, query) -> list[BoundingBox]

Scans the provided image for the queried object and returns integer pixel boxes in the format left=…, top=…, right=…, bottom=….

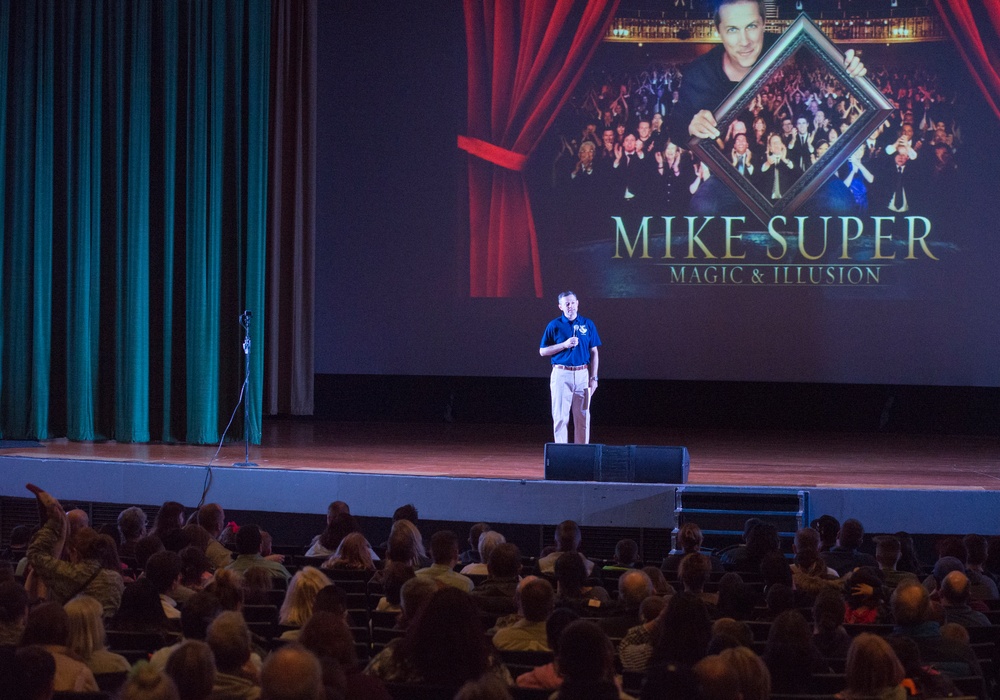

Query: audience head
left=120, top=664, right=180, bottom=700
left=430, top=530, right=461, bottom=566
left=135, top=534, right=165, bottom=570
left=399, top=587, right=490, bottom=686
left=205, top=610, right=252, bottom=674
left=118, top=506, right=149, bottom=542
left=21, top=602, right=69, bottom=647
left=393, top=503, right=419, bottom=524
left=179, top=545, right=212, bottom=586
left=555, top=620, right=617, bottom=692
left=964, top=533, right=989, bottom=567
left=653, top=591, right=712, bottom=667
left=280, top=566, right=331, bottom=627
left=467, top=522, right=491, bottom=553
left=765, top=609, right=812, bottom=659
left=837, top=518, right=866, bottom=550
left=640, top=595, right=667, bottom=624
left=453, top=675, right=514, bottom=700
left=387, top=519, right=426, bottom=567
left=719, top=646, right=770, bottom=700
left=477, top=531, right=506, bottom=567
left=553, top=551, right=588, bottom=597
left=64, top=595, right=108, bottom=659
left=152, top=501, right=186, bottom=536
left=875, top=535, right=902, bottom=569
left=235, top=524, right=263, bottom=556
left=693, top=654, right=741, bottom=700
left=180, top=525, right=211, bottom=554
left=300, top=610, right=357, bottom=671
left=931, top=556, right=965, bottom=586
left=399, top=575, right=439, bottom=627
left=745, top=521, right=780, bottom=560
left=844, top=633, right=904, bottom=697
left=197, top=504, right=225, bottom=538
left=381, top=561, right=416, bottom=606
left=941, top=570, right=972, bottom=607
left=642, top=566, right=674, bottom=596
left=813, top=587, right=846, bottom=633
left=145, top=550, right=183, bottom=595
left=811, top=515, right=840, bottom=550
left=710, top=618, right=753, bottom=650
left=679, top=552, right=712, bottom=594
left=204, top=569, right=244, bottom=611
left=545, top=607, right=580, bottom=653
left=66, top=509, right=90, bottom=535
left=486, top=542, right=521, bottom=578
left=318, top=512, right=362, bottom=552
left=518, top=577, right=555, bottom=622
left=716, top=572, right=754, bottom=621
left=554, top=520, right=582, bottom=553
left=312, top=584, right=348, bottom=617
left=113, top=577, right=169, bottom=629
left=614, top=538, right=639, bottom=566
left=0, top=579, right=29, bottom=626
left=165, top=639, right=216, bottom=700
left=618, top=569, right=653, bottom=608
left=260, top=643, right=324, bottom=700
left=330, top=532, right=374, bottom=570
left=677, top=522, right=705, bottom=554
left=326, top=500, right=350, bottom=522
left=941, top=621, right=970, bottom=645
left=12, top=645, right=56, bottom=700
left=180, top=591, right=222, bottom=641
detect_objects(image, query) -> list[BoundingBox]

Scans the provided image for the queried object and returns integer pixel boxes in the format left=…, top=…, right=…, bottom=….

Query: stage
left=1, top=419, right=999, bottom=536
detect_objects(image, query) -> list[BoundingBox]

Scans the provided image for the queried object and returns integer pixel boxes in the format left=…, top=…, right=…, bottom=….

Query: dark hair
left=235, top=524, right=263, bottom=555
left=21, top=602, right=69, bottom=647
left=554, top=551, right=588, bottom=598
left=300, top=610, right=357, bottom=669
left=393, top=504, right=419, bottom=524
left=546, top=608, right=579, bottom=652
left=760, top=551, right=793, bottom=588
left=716, top=572, right=755, bottom=620
left=487, top=543, right=521, bottom=578
left=135, top=535, right=165, bottom=571
left=679, top=553, right=711, bottom=592
left=145, top=550, right=183, bottom=594
left=180, top=591, right=222, bottom=641
left=179, top=546, right=213, bottom=587
left=112, top=578, right=170, bottom=631
left=555, top=520, right=582, bottom=552
left=380, top=562, right=415, bottom=607
left=12, top=646, right=56, bottom=700
left=430, top=531, right=460, bottom=565
left=165, top=639, right=216, bottom=700
left=555, top=620, right=618, bottom=700
left=397, top=587, right=490, bottom=687
left=151, top=501, right=185, bottom=537
left=0, top=581, right=29, bottom=624
left=813, top=588, right=846, bottom=633
left=811, top=515, right=840, bottom=548
left=318, top=512, right=362, bottom=552
left=520, top=578, right=555, bottom=622
left=651, top=592, right=712, bottom=667
left=313, top=584, right=349, bottom=616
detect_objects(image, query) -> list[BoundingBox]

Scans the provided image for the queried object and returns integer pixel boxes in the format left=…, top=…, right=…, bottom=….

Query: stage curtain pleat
left=0, top=0, right=275, bottom=444
left=265, top=0, right=315, bottom=416
left=933, top=0, right=1000, bottom=122
left=461, top=0, right=619, bottom=297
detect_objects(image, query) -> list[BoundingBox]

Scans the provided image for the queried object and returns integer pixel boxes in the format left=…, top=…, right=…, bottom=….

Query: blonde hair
left=120, top=664, right=179, bottom=700
left=325, top=532, right=375, bottom=571
left=388, top=519, right=427, bottom=568
left=65, top=595, right=106, bottom=660
left=279, top=566, right=330, bottom=627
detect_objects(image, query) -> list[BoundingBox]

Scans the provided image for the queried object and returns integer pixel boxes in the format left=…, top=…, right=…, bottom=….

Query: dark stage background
left=314, top=2, right=1000, bottom=433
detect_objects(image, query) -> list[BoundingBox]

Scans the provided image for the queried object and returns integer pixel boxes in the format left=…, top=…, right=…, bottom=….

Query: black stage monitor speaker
left=544, top=443, right=688, bottom=484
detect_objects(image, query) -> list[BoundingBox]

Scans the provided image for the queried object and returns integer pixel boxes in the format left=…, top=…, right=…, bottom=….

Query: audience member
left=26, top=484, right=125, bottom=617
left=692, top=654, right=740, bottom=700
left=460, top=530, right=505, bottom=577
left=0, top=579, right=28, bottom=645
left=149, top=591, right=223, bottom=671
left=471, top=542, right=521, bottom=616
left=120, top=664, right=180, bottom=700
left=791, top=527, right=842, bottom=596
left=649, top=591, right=712, bottom=670
left=397, top=576, right=439, bottom=630
left=515, top=607, right=579, bottom=690
left=364, top=587, right=511, bottom=687
left=259, top=643, right=324, bottom=700
left=373, top=561, right=414, bottom=613
left=721, top=520, right=780, bottom=574
left=322, top=532, right=376, bottom=572
left=708, top=618, right=753, bottom=652
left=538, top=521, right=594, bottom=576
left=715, top=573, right=757, bottom=621
left=117, top=507, right=148, bottom=560
left=599, top=569, right=653, bottom=638
left=300, top=611, right=391, bottom=700
left=492, top=577, right=554, bottom=651
left=279, top=567, right=331, bottom=639
left=415, top=531, right=474, bottom=592
left=195, top=503, right=233, bottom=571
left=20, top=601, right=99, bottom=692
left=821, top=518, right=878, bottom=576
left=811, top=515, right=840, bottom=552
left=135, top=534, right=166, bottom=572
left=642, top=566, right=675, bottom=597
left=206, top=610, right=260, bottom=699
left=604, top=538, right=641, bottom=571
left=553, top=551, right=610, bottom=612
left=64, top=594, right=130, bottom=676
left=886, top=635, right=962, bottom=699
left=305, top=512, right=362, bottom=559
left=552, top=620, right=624, bottom=700
left=844, top=566, right=888, bottom=624
left=460, top=523, right=492, bottom=566
left=961, top=533, right=999, bottom=599
left=11, top=645, right=57, bottom=700
left=874, top=535, right=919, bottom=589
left=146, top=550, right=185, bottom=620
left=812, top=587, right=852, bottom=658
left=619, top=595, right=668, bottom=672
left=383, top=519, right=430, bottom=569
left=939, top=570, right=990, bottom=628
left=453, top=675, right=514, bottom=700
left=165, top=639, right=216, bottom=700
left=205, top=569, right=246, bottom=612
left=890, top=580, right=980, bottom=678
left=227, top=525, right=291, bottom=582
left=110, top=577, right=171, bottom=634
left=679, top=553, right=718, bottom=608
left=763, top=610, right=830, bottom=693
left=840, top=633, right=906, bottom=700
left=150, top=501, right=187, bottom=553
left=661, top=523, right=723, bottom=572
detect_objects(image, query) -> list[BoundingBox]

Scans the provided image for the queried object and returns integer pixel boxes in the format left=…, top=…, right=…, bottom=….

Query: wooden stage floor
left=2, top=419, right=999, bottom=491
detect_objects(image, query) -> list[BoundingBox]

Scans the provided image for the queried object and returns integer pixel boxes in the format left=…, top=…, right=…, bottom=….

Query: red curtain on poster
left=933, top=0, right=1000, bottom=122
left=460, top=0, right=619, bottom=297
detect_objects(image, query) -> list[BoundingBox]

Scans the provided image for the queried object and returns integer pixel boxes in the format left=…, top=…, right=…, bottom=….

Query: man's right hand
left=688, top=110, right=720, bottom=140
left=565, top=337, right=579, bottom=349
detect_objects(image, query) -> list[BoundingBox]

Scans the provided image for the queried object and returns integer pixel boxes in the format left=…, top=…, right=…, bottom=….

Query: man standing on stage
left=539, top=291, right=601, bottom=444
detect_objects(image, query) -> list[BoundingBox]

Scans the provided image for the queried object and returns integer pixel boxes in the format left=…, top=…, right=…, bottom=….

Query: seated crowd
left=1, top=484, right=999, bottom=700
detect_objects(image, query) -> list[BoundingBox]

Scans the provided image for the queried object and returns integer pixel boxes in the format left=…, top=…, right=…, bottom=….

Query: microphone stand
left=233, top=310, right=258, bottom=467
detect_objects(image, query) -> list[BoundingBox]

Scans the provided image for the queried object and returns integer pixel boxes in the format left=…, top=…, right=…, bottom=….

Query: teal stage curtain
left=0, top=0, right=281, bottom=444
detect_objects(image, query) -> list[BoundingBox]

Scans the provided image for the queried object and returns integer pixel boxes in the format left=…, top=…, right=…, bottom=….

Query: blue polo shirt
left=540, top=315, right=601, bottom=367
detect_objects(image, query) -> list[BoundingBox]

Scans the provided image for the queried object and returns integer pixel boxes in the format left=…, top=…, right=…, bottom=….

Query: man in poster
left=539, top=292, right=601, bottom=444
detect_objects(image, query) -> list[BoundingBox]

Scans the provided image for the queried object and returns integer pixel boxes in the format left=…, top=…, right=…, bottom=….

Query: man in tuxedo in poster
left=877, top=145, right=921, bottom=215
left=612, top=133, right=652, bottom=204
left=787, top=116, right=815, bottom=172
